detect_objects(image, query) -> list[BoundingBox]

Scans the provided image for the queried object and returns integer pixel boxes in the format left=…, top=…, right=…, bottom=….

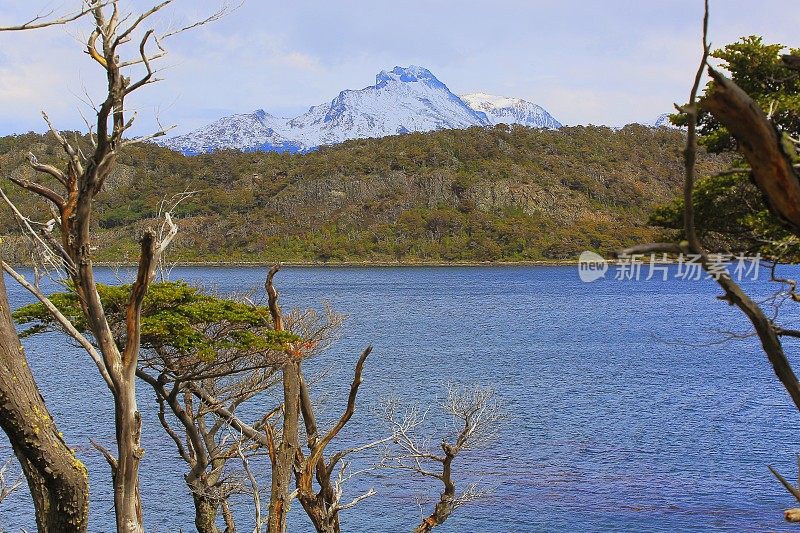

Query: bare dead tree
left=260, top=266, right=386, bottom=533
left=292, top=343, right=391, bottom=533
left=263, top=265, right=302, bottom=533
left=622, top=0, right=800, bottom=519
left=383, top=385, right=504, bottom=533
left=0, top=2, right=234, bottom=530
left=137, top=348, right=281, bottom=533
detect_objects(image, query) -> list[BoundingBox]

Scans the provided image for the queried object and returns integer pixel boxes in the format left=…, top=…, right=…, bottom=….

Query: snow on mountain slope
left=284, top=66, right=490, bottom=147
left=159, top=110, right=305, bottom=154
left=157, top=66, right=562, bottom=155
left=461, top=92, right=562, bottom=129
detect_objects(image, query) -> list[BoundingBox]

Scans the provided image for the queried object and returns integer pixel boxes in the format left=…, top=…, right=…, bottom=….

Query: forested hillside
left=0, top=124, right=728, bottom=263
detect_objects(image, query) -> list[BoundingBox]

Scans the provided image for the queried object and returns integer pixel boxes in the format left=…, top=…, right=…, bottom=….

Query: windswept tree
left=0, top=1, right=232, bottom=530
left=13, top=280, right=298, bottom=532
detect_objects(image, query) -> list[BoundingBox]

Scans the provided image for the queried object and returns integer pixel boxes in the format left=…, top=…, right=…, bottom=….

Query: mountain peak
left=653, top=113, right=679, bottom=128
left=462, top=92, right=521, bottom=109
left=376, top=65, right=444, bottom=88
left=158, top=66, right=562, bottom=155
left=461, top=92, right=562, bottom=129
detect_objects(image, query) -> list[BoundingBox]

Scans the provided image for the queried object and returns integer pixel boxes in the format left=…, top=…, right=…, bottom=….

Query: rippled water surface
left=3, top=265, right=800, bottom=532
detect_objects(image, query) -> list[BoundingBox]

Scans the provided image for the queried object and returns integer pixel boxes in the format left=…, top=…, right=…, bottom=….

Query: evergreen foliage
left=13, top=282, right=299, bottom=360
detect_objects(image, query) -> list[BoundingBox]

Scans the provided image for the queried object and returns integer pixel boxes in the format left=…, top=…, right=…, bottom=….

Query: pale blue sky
left=0, top=0, right=798, bottom=136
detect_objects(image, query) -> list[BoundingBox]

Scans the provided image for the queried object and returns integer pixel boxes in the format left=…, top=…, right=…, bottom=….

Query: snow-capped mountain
left=461, top=92, right=562, bottom=129
left=162, top=110, right=302, bottom=155
left=283, top=66, right=490, bottom=147
left=158, top=66, right=560, bottom=155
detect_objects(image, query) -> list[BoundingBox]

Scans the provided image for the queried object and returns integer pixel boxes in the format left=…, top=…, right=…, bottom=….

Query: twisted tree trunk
left=0, top=264, right=89, bottom=532
left=413, top=448, right=456, bottom=533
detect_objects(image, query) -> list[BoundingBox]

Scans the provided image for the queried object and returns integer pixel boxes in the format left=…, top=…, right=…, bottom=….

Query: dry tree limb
left=90, top=439, right=118, bottom=471
left=384, top=385, right=505, bottom=533
left=702, top=68, right=800, bottom=234
left=0, top=3, right=103, bottom=31
left=769, top=462, right=800, bottom=503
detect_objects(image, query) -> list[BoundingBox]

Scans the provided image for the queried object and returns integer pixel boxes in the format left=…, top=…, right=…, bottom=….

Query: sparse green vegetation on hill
left=0, top=124, right=728, bottom=263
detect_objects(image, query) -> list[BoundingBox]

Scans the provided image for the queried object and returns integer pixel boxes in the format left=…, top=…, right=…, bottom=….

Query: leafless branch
left=237, top=441, right=268, bottom=533
left=160, top=1, right=243, bottom=40
left=91, top=439, right=118, bottom=473
left=0, top=3, right=103, bottom=31
left=0, top=187, right=65, bottom=274
left=383, top=385, right=505, bottom=532
left=770, top=460, right=800, bottom=503
left=0, top=459, right=22, bottom=505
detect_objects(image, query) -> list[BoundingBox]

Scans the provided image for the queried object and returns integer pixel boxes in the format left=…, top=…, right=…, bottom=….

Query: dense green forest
left=0, top=124, right=728, bottom=263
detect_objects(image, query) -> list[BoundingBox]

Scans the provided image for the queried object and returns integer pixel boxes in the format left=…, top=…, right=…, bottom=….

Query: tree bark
left=0, top=265, right=90, bottom=532
left=222, top=500, right=236, bottom=533
left=267, top=359, right=301, bottom=533
left=193, top=491, right=221, bottom=533
left=413, top=450, right=455, bottom=533
left=112, top=386, right=144, bottom=533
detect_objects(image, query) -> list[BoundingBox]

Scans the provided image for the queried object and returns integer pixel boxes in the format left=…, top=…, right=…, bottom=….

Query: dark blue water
left=2, top=266, right=800, bottom=532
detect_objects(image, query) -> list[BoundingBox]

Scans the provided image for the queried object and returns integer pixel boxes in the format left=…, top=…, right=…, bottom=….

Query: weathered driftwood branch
left=702, top=67, right=800, bottom=235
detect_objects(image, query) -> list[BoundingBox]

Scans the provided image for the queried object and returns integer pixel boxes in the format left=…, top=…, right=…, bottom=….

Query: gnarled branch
left=702, top=67, right=800, bottom=235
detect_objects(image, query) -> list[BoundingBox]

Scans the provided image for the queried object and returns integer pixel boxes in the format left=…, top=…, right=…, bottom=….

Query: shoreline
left=90, top=260, right=582, bottom=268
